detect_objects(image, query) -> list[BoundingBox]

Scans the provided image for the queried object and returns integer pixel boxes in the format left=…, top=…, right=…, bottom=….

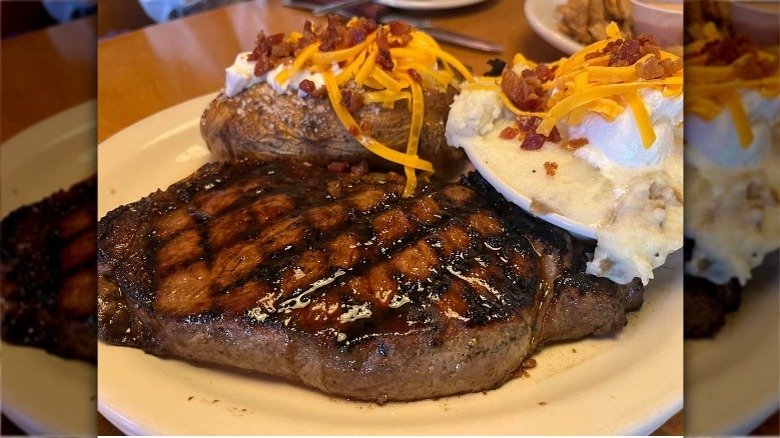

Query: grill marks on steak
left=1, top=176, right=97, bottom=362
left=98, top=160, right=643, bottom=402
left=102, top=162, right=533, bottom=342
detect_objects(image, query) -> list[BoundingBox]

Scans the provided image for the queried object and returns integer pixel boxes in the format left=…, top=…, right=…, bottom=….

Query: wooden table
left=95, top=1, right=776, bottom=436
left=1, top=15, right=96, bottom=143
left=0, top=15, right=96, bottom=436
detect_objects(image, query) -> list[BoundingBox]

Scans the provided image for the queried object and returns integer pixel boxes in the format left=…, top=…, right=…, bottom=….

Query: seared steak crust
left=684, top=275, right=741, bottom=338
left=98, top=160, right=642, bottom=402
left=1, top=176, right=97, bottom=362
left=683, top=239, right=742, bottom=338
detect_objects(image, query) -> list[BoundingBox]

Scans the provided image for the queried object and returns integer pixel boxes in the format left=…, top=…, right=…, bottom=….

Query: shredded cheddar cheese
left=684, top=23, right=780, bottom=148
left=495, top=22, right=683, bottom=150
left=624, top=92, right=656, bottom=148
left=323, top=70, right=434, bottom=173
left=268, top=21, right=473, bottom=196
left=404, top=75, right=425, bottom=196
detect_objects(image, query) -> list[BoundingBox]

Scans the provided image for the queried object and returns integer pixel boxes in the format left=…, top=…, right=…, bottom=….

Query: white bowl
left=629, top=0, right=683, bottom=47
left=730, top=1, right=780, bottom=46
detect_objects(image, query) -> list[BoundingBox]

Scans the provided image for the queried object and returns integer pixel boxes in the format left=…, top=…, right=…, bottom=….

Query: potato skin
left=200, top=82, right=466, bottom=178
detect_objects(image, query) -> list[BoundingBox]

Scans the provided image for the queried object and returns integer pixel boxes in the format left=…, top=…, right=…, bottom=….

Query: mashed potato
left=447, top=85, right=683, bottom=285
left=682, top=23, right=780, bottom=285
left=684, top=91, right=780, bottom=285
left=445, top=25, right=684, bottom=285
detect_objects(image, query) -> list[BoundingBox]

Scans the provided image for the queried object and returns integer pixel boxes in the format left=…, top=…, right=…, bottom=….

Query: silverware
left=281, top=0, right=322, bottom=11
left=421, top=26, right=503, bottom=53
left=381, top=14, right=504, bottom=53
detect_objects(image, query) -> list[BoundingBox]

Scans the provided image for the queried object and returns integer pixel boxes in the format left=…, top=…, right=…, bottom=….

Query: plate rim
left=0, top=100, right=98, bottom=436
left=462, top=142, right=598, bottom=241
left=683, top=251, right=780, bottom=435
left=375, top=0, right=487, bottom=11
left=524, top=0, right=585, bottom=56
left=1, top=100, right=97, bottom=216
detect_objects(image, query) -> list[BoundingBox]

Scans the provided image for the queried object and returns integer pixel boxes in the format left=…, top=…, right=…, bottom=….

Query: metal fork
left=381, top=13, right=503, bottom=53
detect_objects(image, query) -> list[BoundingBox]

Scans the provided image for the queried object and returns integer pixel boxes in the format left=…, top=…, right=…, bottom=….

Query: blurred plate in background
left=376, top=0, right=487, bottom=11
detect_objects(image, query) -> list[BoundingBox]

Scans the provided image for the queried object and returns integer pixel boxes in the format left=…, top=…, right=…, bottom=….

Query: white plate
left=0, top=101, right=97, bottom=436
left=524, top=0, right=585, bottom=55
left=684, top=251, right=780, bottom=435
left=376, top=0, right=486, bottom=11
left=97, top=94, right=682, bottom=435
left=462, top=142, right=596, bottom=241
left=1, top=101, right=97, bottom=218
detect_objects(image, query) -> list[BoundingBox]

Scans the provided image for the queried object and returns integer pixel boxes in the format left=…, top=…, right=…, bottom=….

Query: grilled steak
left=98, top=160, right=643, bottom=402
left=201, top=82, right=466, bottom=179
left=684, top=275, right=741, bottom=338
left=1, top=176, right=97, bottom=362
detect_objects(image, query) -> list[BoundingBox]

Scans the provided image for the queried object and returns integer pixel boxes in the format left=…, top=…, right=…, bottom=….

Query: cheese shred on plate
left=472, top=22, right=683, bottom=150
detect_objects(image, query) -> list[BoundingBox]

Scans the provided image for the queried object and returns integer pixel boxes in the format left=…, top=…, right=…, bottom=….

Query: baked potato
left=199, top=16, right=471, bottom=180
left=201, top=81, right=465, bottom=178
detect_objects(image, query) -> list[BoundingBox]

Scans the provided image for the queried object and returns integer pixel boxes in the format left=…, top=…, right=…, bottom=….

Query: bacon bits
left=298, top=79, right=326, bottom=97
left=635, top=56, right=683, bottom=80
left=693, top=35, right=778, bottom=79
left=585, top=35, right=681, bottom=79
left=375, top=27, right=395, bottom=71
left=249, top=31, right=292, bottom=76
left=608, top=38, right=643, bottom=67
left=407, top=68, right=422, bottom=83
left=517, top=115, right=561, bottom=143
left=515, top=116, right=560, bottom=150
left=501, top=68, right=544, bottom=112
left=247, top=16, right=409, bottom=80
left=521, top=134, right=546, bottom=150
left=387, top=20, right=414, bottom=47
left=328, top=161, right=351, bottom=173
left=516, top=115, right=542, bottom=132
left=341, top=90, right=364, bottom=113
left=699, top=34, right=759, bottom=66
left=500, top=63, right=555, bottom=112
left=499, top=127, right=519, bottom=139
left=543, top=161, right=558, bottom=176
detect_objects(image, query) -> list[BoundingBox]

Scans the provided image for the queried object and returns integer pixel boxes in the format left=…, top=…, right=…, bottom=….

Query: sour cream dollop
left=569, top=89, right=683, bottom=169
left=685, top=89, right=780, bottom=168
left=225, top=52, right=333, bottom=98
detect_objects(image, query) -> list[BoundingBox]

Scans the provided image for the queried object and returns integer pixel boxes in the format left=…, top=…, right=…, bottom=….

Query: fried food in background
left=684, top=0, right=732, bottom=42
left=556, top=0, right=633, bottom=45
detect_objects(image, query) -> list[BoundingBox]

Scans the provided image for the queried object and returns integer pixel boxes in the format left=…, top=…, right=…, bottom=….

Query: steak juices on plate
left=98, top=17, right=682, bottom=402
